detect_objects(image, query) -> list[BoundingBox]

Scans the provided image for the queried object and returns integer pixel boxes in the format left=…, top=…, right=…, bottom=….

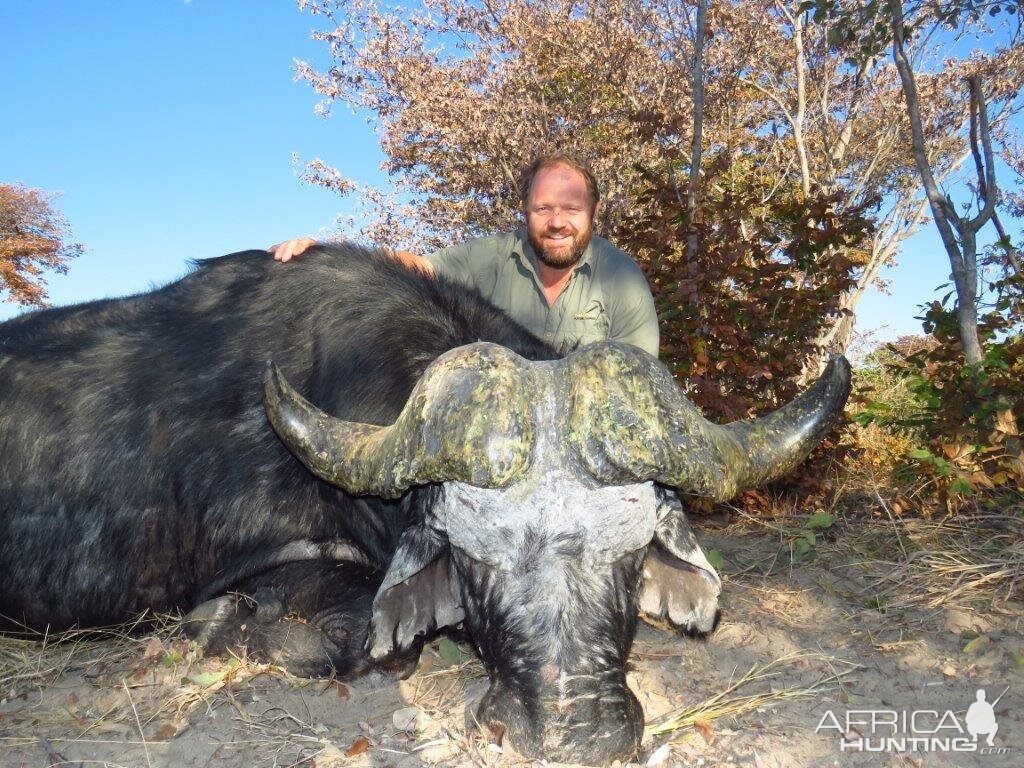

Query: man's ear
left=365, top=523, right=465, bottom=661
left=638, top=496, right=721, bottom=636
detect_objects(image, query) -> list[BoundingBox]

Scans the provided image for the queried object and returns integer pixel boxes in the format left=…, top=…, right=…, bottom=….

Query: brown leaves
left=344, top=737, right=370, bottom=757
left=0, top=183, right=84, bottom=306
left=693, top=717, right=715, bottom=744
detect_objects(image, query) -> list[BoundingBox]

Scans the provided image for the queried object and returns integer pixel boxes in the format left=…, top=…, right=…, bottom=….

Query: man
left=271, top=154, right=659, bottom=356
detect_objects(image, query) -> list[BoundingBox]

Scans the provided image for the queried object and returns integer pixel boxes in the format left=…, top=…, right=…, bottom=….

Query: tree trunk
left=685, top=0, right=709, bottom=263
left=887, top=0, right=986, bottom=365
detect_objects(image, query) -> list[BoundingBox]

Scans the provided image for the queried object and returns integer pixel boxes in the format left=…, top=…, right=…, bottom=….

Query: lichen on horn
left=263, top=343, right=536, bottom=497
left=566, top=342, right=851, bottom=500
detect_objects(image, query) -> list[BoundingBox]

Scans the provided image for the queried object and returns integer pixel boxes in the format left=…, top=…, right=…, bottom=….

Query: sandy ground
left=2, top=512, right=1021, bottom=768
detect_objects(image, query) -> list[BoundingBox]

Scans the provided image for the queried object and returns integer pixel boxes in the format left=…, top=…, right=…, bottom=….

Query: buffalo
left=0, top=245, right=850, bottom=764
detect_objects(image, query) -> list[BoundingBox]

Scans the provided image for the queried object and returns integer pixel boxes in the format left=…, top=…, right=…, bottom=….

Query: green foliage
left=857, top=251, right=1024, bottom=505
left=706, top=548, right=726, bottom=572
left=806, top=0, right=1022, bottom=62
left=789, top=512, right=836, bottom=564
left=435, top=637, right=472, bottom=665
left=162, top=650, right=184, bottom=668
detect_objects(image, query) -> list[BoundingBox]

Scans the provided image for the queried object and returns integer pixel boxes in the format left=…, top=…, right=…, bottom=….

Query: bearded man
left=271, top=154, right=658, bottom=356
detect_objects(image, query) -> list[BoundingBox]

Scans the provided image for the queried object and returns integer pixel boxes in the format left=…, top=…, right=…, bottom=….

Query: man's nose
left=549, top=209, right=567, bottom=228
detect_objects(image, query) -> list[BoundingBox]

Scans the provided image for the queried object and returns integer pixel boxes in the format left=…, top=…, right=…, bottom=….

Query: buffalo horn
left=262, top=343, right=535, bottom=498
left=701, top=357, right=852, bottom=496
left=567, top=343, right=851, bottom=500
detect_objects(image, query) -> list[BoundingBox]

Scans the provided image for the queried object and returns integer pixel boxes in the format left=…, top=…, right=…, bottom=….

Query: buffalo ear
left=638, top=498, right=721, bottom=635
left=365, top=524, right=465, bottom=662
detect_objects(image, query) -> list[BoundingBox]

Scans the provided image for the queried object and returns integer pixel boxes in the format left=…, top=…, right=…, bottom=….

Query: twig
left=122, top=679, right=153, bottom=768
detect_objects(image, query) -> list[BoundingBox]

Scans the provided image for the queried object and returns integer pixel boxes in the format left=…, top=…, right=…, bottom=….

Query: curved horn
left=566, top=343, right=851, bottom=500
left=263, top=343, right=536, bottom=498
left=712, top=357, right=851, bottom=494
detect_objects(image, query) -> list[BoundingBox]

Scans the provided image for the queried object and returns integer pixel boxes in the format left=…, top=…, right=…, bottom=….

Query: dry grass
left=0, top=614, right=290, bottom=757
left=647, top=651, right=858, bottom=740
left=2, top=499, right=1022, bottom=767
left=0, top=613, right=175, bottom=696
left=826, top=509, right=1024, bottom=614
left=720, top=489, right=1023, bottom=614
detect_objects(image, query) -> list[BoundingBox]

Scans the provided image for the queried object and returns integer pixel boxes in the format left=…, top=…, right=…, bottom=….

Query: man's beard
left=529, top=226, right=592, bottom=269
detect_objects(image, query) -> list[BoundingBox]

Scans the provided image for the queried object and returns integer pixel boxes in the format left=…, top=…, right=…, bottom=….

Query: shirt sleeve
left=425, top=243, right=476, bottom=286
left=608, top=266, right=660, bottom=358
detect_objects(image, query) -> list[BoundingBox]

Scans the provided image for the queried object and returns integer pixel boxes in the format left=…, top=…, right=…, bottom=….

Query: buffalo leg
left=182, top=560, right=420, bottom=678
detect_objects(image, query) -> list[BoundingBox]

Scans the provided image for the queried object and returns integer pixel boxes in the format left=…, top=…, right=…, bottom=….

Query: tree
left=0, top=183, right=84, bottom=306
left=813, top=0, right=1024, bottom=365
left=292, top=0, right=1020, bottom=416
left=721, top=0, right=1023, bottom=365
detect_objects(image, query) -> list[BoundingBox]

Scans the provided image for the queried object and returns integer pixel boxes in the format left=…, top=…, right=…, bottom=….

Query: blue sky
left=0, top=1, right=1015, bottom=345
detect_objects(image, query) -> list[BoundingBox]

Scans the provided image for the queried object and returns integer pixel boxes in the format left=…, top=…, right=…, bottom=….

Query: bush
left=854, top=261, right=1024, bottom=510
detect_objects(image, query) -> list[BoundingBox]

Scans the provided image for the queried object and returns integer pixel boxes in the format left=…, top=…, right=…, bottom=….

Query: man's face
left=525, top=164, right=597, bottom=269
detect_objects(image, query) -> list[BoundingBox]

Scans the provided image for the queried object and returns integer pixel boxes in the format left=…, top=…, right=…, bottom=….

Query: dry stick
left=122, top=679, right=153, bottom=768
left=873, top=486, right=908, bottom=560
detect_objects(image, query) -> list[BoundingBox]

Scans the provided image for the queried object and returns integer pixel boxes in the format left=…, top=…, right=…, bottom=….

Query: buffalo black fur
left=0, top=245, right=555, bottom=672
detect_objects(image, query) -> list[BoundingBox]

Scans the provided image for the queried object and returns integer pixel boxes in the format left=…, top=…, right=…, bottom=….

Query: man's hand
left=393, top=250, right=435, bottom=275
left=268, top=238, right=434, bottom=275
left=268, top=237, right=317, bottom=262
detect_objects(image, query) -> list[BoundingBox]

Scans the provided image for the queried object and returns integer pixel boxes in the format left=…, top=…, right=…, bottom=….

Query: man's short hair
left=518, top=153, right=601, bottom=211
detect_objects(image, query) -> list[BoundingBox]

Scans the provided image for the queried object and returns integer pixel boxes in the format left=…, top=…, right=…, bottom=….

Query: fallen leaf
left=488, top=722, right=506, bottom=745
left=313, top=744, right=347, bottom=767
left=335, top=681, right=350, bottom=699
left=152, top=722, right=180, bottom=741
left=962, top=636, right=990, bottom=655
left=694, top=717, right=715, bottom=744
left=345, top=737, right=370, bottom=757
left=143, top=636, right=165, bottom=661
left=393, top=706, right=425, bottom=732
left=995, top=409, right=1019, bottom=436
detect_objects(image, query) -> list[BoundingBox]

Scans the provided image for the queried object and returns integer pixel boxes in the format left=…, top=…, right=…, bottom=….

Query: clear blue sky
left=0, top=1, right=1013, bottom=345
left=1, top=1, right=381, bottom=317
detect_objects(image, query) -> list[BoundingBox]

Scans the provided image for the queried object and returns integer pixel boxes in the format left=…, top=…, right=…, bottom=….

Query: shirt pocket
left=568, top=299, right=611, bottom=347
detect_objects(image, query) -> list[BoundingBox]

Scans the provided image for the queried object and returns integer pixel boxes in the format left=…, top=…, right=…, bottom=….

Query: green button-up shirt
left=426, top=229, right=659, bottom=357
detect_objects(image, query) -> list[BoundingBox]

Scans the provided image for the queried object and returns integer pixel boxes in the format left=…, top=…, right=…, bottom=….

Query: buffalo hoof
left=180, top=593, right=339, bottom=677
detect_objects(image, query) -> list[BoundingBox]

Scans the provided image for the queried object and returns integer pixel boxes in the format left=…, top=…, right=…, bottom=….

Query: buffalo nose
left=476, top=682, right=643, bottom=764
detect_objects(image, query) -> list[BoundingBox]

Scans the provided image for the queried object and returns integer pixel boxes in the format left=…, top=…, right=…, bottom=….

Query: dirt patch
left=2, top=512, right=1021, bottom=768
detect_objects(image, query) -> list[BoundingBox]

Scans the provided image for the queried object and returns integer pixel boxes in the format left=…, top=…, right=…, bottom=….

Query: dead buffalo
left=0, top=245, right=850, bottom=763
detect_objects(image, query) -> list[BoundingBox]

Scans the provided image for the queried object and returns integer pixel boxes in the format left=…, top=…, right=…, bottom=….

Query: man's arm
left=607, top=266, right=660, bottom=358
left=420, top=242, right=478, bottom=283
left=268, top=238, right=434, bottom=274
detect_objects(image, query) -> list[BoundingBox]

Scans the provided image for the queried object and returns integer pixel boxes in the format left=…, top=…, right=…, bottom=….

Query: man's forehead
left=529, top=164, right=591, bottom=202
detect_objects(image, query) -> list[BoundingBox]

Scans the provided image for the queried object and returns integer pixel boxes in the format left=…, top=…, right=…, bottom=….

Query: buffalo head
left=263, top=341, right=850, bottom=764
